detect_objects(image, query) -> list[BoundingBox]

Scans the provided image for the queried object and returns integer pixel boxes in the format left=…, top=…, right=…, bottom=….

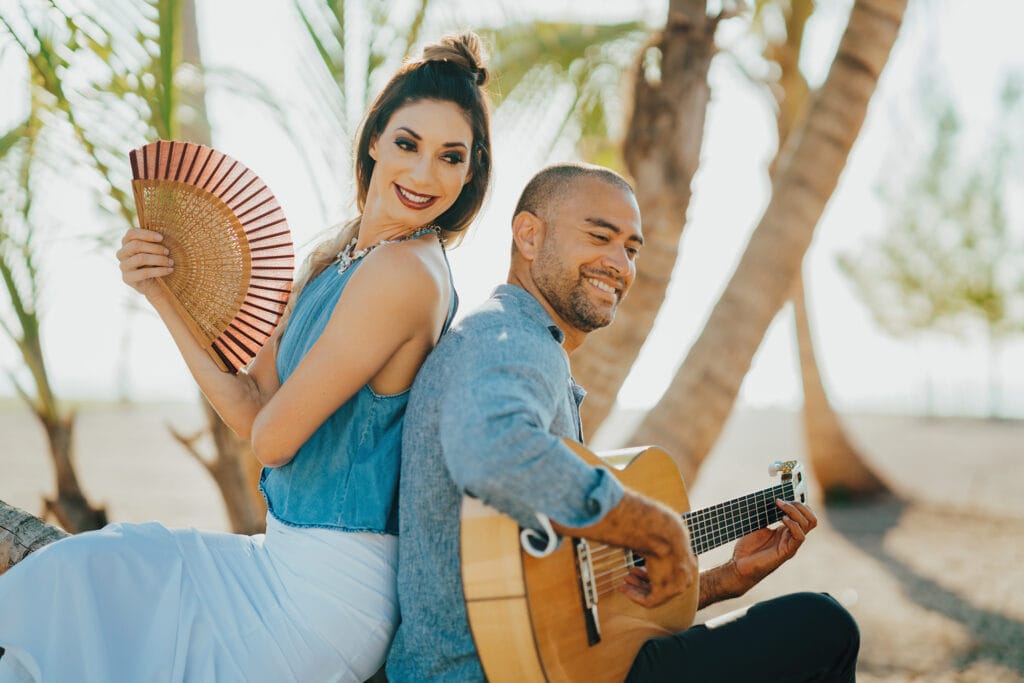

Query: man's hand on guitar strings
left=622, top=565, right=654, bottom=599
left=730, top=500, right=818, bottom=591
left=618, top=514, right=697, bottom=609
left=562, top=492, right=698, bottom=610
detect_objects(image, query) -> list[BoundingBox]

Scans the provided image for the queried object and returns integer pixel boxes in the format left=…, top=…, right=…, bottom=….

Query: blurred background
left=1, top=1, right=1022, bottom=680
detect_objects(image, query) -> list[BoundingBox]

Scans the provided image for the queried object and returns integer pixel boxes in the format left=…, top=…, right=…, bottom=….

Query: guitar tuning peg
left=768, top=460, right=799, bottom=478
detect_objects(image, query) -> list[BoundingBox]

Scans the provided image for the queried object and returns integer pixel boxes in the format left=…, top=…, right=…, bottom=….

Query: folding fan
left=129, top=140, right=295, bottom=374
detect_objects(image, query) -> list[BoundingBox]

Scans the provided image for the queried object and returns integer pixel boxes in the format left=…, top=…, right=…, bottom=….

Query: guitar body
left=461, top=443, right=699, bottom=683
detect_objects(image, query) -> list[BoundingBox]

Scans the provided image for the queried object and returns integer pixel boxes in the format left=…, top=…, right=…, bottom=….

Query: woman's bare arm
left=118, top=227, right=276, bottom=437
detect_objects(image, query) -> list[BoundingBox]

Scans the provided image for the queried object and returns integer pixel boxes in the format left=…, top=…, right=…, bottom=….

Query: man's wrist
left=697, top=560, right=750, bottom=610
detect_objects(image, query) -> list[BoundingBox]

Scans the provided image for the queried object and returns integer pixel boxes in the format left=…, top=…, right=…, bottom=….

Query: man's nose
left=602, top=244, right=631, bottom=278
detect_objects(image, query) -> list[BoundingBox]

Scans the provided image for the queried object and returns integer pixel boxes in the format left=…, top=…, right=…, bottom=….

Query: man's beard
left=533, top=247, right=617, bottom=333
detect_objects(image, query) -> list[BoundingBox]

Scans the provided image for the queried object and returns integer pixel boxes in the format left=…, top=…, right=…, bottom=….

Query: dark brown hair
left=285, top=32, right=492, bottom=322
left=354, top=31, right=492, bottom=245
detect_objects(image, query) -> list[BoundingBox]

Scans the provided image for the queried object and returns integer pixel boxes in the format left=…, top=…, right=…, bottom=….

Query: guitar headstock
left=769, top=460, right=807, bottom=504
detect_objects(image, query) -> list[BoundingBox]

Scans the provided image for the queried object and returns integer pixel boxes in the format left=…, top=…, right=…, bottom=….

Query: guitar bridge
left=575, top=538, right=602, bottom=645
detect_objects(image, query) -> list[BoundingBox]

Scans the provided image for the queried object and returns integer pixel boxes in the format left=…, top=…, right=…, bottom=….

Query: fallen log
left=0, top=498, right=69, bottom=575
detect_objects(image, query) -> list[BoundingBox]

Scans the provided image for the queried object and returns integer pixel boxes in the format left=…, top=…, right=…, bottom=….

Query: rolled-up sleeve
left=438, top=324, right=624, bottom=531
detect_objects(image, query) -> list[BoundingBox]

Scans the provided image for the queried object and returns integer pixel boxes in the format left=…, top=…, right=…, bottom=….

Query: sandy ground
left=1, top=402, right=1021, bottom=681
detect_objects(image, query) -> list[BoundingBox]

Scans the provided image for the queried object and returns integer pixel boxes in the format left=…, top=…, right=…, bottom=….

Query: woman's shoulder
left=348, top=239, right=449, bottom=308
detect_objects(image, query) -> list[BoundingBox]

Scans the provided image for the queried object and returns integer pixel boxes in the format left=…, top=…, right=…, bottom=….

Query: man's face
left=531, top=178, right=643, bottom=334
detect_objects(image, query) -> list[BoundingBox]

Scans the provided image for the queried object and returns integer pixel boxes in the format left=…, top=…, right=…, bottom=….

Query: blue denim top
left=386, top=284, right=625, bottom=681
left=259, top=233, right=456, bottom=534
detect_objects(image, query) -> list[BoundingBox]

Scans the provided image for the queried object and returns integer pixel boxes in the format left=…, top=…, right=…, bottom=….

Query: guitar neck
left=682, top=482, right=794, bottom=555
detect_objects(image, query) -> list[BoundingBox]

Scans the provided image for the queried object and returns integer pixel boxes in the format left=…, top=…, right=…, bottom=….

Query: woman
left=0, top=32, right=491, bottom=683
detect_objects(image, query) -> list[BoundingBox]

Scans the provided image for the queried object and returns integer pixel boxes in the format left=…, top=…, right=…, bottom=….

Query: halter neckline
left=335, top=225, right=441, bottom=275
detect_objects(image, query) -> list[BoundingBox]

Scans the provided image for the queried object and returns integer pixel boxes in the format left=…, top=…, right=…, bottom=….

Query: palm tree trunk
left=39, top=411, right=109, bottom=533
left=630, top=0, right=908, bottom=482
left=4, top=267, right=107, bottom=533
left=769, top=0, right=889, bottom=499
left=169, top=399, right=266, bottom=535
left=0, top=98, right=106, bottom=534
left=570, top=0, right=719, bottom=436
left=793, top=272, right=888, bottom=499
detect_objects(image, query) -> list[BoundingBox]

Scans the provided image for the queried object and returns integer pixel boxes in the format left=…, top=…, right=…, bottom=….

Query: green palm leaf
left=480, top=21, right=647, bottom=167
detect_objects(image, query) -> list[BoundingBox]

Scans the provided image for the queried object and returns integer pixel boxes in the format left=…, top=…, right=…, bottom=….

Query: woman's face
left=366, top=99, right=474, bottom=228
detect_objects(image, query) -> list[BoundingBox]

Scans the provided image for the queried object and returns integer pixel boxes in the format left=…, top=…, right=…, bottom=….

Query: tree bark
left=570, top=0, right=719, bottom=436
left=767, top=0, right=890, bottom=499
left=2, top=184, right=106, bottom=531
left=0, top=498, right=68, bottom=575
left=630, top=0, right=908, bottom=482
left=793, top=272, right=888, bottom=499
left=15, top=312, right=106, bottom=532
left=39, top=411, right=108, bottom=533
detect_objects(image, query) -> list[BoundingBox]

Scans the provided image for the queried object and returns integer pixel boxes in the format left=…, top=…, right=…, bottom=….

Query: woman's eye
left=395, top=137, right=416, bottom=152
left=443, top=152, right=465, bottom=165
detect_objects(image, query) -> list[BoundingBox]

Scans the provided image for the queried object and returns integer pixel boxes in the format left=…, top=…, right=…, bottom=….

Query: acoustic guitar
left=460, top=440, right=807, bottom=683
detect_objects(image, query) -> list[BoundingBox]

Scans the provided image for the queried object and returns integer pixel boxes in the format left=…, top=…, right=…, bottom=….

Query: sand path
left=1, top=403, right=1021, bottom=681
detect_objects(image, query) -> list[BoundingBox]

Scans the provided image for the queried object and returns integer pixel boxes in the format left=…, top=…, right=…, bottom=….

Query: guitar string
left=594, top=564, right=637, bottom=583
left=585, top=486, right=792, bottom=566
left=597, top=576, right=635, bottom=597
left=533, top=485, right=799, bottom=601
left=592, top=538, right=791, bottom=595
left=583, top=484, right=796, bottom=598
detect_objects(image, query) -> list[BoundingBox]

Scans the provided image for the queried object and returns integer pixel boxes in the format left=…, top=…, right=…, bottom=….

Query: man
left=386, top=163, right=859, bottom=682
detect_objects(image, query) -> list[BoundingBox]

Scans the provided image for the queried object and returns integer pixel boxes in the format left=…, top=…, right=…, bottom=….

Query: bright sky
left=1, top=0, right=1022, bottom=418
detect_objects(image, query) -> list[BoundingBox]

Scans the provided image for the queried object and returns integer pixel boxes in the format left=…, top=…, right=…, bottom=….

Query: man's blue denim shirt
left=386, top=284, right=625, bottom=682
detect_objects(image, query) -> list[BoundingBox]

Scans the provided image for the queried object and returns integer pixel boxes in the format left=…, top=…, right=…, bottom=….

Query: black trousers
left=625, top=592, right=860, bottom=682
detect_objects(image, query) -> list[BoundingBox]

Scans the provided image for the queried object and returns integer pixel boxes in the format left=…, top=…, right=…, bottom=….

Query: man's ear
left=511, top=211, right=544, bottom=261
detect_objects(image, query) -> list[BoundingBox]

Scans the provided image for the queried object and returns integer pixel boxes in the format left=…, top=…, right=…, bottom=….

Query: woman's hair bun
left=420, top=31, right=489, bottom=87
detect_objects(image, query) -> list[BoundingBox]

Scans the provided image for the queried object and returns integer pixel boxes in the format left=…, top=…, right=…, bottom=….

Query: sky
left=0, top=0, right=1022, bottom=418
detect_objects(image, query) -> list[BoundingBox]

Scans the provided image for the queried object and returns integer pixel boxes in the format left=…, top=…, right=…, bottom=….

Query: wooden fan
left=129, top=140, right=295, bottom=373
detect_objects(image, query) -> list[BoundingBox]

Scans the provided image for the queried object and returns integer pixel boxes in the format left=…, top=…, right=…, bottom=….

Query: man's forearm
left=552, top=490, right=698, bottom=608
left=550, top=490, right=682, bottom=559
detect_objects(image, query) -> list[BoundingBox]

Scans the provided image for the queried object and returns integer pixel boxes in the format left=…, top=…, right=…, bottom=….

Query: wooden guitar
left=460, top=440, right=807, bottom=683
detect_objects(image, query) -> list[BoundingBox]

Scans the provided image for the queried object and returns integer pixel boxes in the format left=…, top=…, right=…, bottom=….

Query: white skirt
left=0, top=514, right=397, bottom=682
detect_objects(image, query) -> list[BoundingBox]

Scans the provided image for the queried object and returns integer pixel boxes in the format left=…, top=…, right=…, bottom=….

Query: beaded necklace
left=335, top=225, right=441, bottom=275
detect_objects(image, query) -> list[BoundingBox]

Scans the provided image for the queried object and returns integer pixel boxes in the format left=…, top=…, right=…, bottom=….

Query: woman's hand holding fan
left=119, top=227, right=174, bottom=299
left=119, top=140, right=296, bottom=374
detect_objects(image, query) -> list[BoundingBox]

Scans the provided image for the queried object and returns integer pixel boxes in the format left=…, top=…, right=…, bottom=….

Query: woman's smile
left=394, top=183, right=439, bottom=210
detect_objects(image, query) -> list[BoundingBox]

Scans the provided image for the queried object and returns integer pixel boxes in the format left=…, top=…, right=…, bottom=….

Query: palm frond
left=482, top=21, right=646, bottom=102
left=480, top=21, right=647, bottom=165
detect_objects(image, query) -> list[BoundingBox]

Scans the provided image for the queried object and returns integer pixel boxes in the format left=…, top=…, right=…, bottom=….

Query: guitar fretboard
left=682, top=483, right=795, bottom=555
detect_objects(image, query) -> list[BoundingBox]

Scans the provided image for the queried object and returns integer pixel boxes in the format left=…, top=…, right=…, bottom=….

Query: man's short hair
left=513, top=163, right=634, bottom=225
